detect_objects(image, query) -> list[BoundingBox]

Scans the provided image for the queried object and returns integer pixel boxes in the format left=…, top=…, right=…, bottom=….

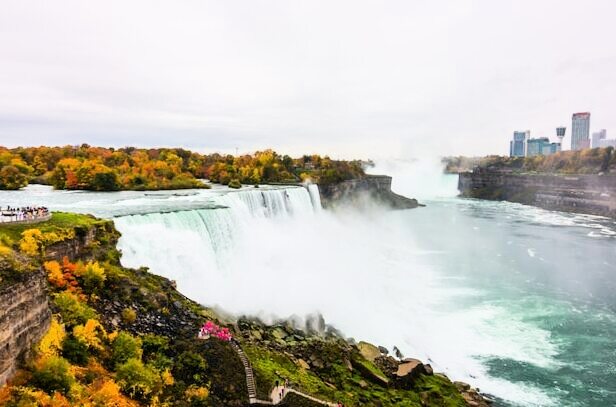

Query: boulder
left=358, top=341, right=381, bottom=362
left=378, top=346, right=389, bottom=355
left=297, top=358, right=310, bottom=370
left=394, top=359, right=427, bottom=389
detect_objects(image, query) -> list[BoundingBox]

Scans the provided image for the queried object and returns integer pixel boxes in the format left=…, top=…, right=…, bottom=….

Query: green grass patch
left=0, top=212, right=105, bottom=244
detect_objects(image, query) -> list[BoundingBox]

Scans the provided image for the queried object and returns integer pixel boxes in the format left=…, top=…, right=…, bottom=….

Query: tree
left=0, top=165, right=28, bottom=189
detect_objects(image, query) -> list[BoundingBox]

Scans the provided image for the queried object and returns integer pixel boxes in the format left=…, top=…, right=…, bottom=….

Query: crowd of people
left=0, top=206, right=49, bottom=223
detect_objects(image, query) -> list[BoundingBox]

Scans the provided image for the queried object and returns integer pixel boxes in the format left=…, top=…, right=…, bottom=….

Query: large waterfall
left=115, top=185, right=322, bottom=305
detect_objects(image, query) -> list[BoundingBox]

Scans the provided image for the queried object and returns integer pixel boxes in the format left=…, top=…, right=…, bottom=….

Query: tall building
left=592, top=129, right=616, bottom=148
left=527, top=137, right=551, bottom=156
left=510, top=130, right=528, bottom=157
left=592, top=129, right=607, bottom=148
left=571, top=112, right=591, bottom=150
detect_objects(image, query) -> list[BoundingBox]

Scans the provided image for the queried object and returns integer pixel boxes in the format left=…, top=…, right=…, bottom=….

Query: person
left=275, top=379, right=279, bottom=388
left=284, top=378, right=289, bottom=388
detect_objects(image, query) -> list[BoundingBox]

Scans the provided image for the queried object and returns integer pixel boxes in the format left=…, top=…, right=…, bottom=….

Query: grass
left=0, top=212, right=104, bottom=244
left=243, top=343, right=467, bottom=406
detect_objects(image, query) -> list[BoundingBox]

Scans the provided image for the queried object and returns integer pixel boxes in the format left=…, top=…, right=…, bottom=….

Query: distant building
left=527, top=137, right=551, bottom=156
left=510, top=130, right=529, bottom=157
left=592, top=129, right=606, bottom=148
left=592, top=129, right=616, bottom=148
left=571, top=112, right=591, bottom=150
left=556, top=127, right=566, bottom=145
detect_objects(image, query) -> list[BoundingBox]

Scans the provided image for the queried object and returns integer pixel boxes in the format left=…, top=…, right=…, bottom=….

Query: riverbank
left=458, top=169, right=616, bottom=218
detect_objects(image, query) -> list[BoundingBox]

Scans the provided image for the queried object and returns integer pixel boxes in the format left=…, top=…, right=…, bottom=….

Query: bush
left=173, top=351, right=209, bottom=386
left=31, top=356, right=74, bottom=395
left=115, top=358, right=159, bottom=402
left=121, top=308, right=137, bottom=324
left=111, top=332, right=143, bottom=367
left=78, top=261, right=106, bottom=293
left=228, top=179, right=241, bottom=189
left=61, top=335, right=89, bottom=366
left=53, top=291, right=97, bottom=327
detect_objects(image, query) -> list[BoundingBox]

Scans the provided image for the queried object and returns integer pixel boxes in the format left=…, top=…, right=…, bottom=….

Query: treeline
left=0, top=145, right=365, bottom=191
left=444, top=147, right=615, bottom=175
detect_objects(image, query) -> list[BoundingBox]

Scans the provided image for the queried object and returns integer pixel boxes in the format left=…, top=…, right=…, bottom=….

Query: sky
left=0, top=0, right=615, bottom=159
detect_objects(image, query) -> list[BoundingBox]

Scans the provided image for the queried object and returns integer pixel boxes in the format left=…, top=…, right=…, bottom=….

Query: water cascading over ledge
left=114, top=186, right=320, bottom=301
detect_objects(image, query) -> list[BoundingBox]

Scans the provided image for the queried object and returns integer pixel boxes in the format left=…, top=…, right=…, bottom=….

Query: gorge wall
left=0, top=271, right=51, bottom=386
left=459, top=170, right=616, bottom=218
left=318, top=175, right=421, bottom=209
left=0, top=218, right=116, bottom=386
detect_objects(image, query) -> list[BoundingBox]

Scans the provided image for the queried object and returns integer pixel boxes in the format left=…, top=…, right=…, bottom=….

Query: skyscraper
left=509, top=130, right=528, bottom=157
left=571, top=112, right=591, bottom=150
left=592, top=129, right=607, bottom=148
left=527, top=137, right=551, bottom=157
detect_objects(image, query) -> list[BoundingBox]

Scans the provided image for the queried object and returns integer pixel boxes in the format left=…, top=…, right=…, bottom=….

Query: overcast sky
left=0, top=0, right=614, bottom=159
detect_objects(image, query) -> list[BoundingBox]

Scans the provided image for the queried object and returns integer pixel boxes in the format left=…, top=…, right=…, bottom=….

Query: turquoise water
left=1, top=184, right=615, bottom=406
left=405, top=198, right=616, bottom=406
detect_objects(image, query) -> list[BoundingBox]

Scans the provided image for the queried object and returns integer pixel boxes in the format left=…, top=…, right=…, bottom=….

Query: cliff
left=459, top=169, right=616, bottom=218
left=0, top=271, right=51, bottom=386
left=318, top=175, right=422, bottom=209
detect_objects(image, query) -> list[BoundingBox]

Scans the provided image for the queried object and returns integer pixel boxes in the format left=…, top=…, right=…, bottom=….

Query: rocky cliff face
left=0, top=219, right=117, bottom=387
left=318, top=175, right=421, bottom=209
left=459, top=170, right=616, bottom=218
left=0, top=271, right=51, bottom=386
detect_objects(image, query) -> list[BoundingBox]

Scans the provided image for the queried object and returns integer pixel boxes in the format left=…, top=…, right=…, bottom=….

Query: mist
left=114, top=163, right=569, bottom=406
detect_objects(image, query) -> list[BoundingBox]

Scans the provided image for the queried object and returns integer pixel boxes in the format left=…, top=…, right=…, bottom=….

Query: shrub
left=228, top=179, right=241, bottom=189
left=31, top=356, right=74, bottom=395
left=19, top=229, right=43, bottom=257
left=111, top=332, right=143, bottom=367
left=53, top=291, right=97, bottom=327
left=61, top=335, right=89, bottom=366
left=44, top=260, right=66, bottom=288
left=37, top=318, right=66, bottom=357
left=121, top=308, right=137, bottom=324
left=173, top=351, right=209, bottom=386
left=77, top=261, right=106, bottom=293
left=115, top=358, right=159, bottom=402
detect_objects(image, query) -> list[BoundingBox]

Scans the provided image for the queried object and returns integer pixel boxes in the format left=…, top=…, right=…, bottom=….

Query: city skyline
left=1, top=0, right=616, bottom=159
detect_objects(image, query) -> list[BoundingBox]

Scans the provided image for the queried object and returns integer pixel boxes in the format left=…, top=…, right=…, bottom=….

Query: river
left=0, top=173, right=614, bottom=406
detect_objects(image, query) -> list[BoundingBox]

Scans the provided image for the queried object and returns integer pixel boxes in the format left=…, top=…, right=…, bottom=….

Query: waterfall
left=115, top=186, right=320, bottom=301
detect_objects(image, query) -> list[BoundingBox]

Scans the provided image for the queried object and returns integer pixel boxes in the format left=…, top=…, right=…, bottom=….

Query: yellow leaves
left=108, top=331, right=119, bottom=342
left=161, top=369, right=174, bottom=386
left=88, top=379, right=138, bottom=407
left=185, top=385, right=209, bottom=401
left=20, top=228, right=43, bottom=256
left=44, top=260, right=66, bottom=288
left=73, top=319, right=106, bottom=351
left=38, top=317, right=66, bottom=357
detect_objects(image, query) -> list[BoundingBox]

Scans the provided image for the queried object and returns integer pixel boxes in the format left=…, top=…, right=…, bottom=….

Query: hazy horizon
left=1, top=0, right=615, bottom=159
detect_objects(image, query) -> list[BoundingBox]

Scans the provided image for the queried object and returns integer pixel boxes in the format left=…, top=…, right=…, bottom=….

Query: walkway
left=227, top=339, right=337, bottom=406
left=270, top=386, right=338, bottom=406
left=0, top=213, right=51, bottom=226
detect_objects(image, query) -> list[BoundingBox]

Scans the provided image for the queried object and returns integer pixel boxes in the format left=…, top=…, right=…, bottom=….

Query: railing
left=0, top=213, right=51, bottom=226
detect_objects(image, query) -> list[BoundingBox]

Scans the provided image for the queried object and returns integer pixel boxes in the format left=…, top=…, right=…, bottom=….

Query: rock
left=359, top=380, right=368, bottom=389
left=454, top=381, right=471, bottom=391
left=251, top=330, right=262, bottom=340
left=271, top=327, right=288, bottom=340
left=393, top=346, right=404, bottom=359
left=394, top=359, right=427, bottom=389
left=297, top=358, right=310, bottom=370
left=343, top=358, right=353, bottom=371
left=358, top=341, right=381, bottom=362
left=424, top=363, right=433, bottom=375
left=378, top=346, right=389, bottom=355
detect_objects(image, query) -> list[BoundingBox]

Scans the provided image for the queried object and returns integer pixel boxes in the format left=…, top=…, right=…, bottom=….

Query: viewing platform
left=0, top=208, right=51, bottom=226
